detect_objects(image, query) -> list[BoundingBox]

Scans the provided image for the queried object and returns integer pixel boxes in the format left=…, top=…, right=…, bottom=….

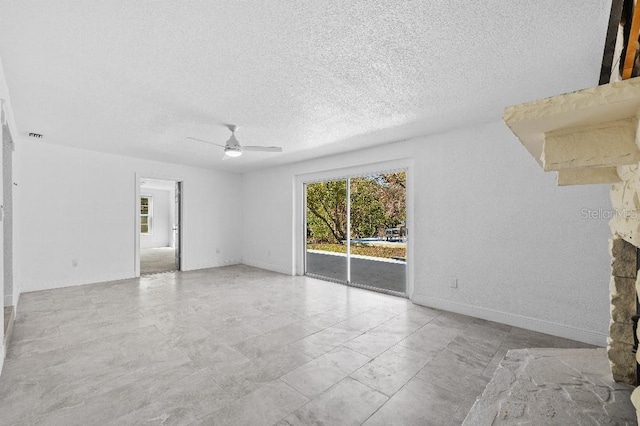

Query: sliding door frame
left=295, top=158, right=414, bottom=298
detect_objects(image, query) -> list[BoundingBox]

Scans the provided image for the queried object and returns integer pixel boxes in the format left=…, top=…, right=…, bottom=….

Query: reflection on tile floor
left=0, top=265, right=593, bottom=425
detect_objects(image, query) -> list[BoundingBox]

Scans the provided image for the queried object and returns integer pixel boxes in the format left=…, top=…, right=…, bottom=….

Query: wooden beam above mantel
left=504, top=77, right=640, bottom=185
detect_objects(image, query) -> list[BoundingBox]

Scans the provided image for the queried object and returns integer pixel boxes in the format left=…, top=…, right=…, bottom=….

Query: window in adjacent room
left=141, top=196, right=152, bottom=234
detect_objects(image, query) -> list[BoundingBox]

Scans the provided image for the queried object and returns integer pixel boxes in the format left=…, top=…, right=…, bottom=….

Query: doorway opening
left=139, top=178, right=182, bottom=275
left=305, top=171, right=407, bottom=296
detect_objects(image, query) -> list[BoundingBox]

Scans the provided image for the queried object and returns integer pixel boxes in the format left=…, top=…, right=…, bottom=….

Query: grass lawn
left=307, top=243, right=406, bottom=260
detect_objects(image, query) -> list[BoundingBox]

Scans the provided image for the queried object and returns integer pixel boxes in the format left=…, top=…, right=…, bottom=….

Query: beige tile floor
left=0, top=265, right=593, bottom=425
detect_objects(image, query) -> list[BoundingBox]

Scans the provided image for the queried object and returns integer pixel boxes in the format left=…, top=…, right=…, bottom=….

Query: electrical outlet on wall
left=451, top=278, right=458, bottom=289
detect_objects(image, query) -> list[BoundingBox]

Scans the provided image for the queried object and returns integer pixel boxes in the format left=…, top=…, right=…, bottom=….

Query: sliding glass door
left=305, top=171, right=407, bottom=295
left=305, top=179, right=348, bottom=283
left=350, top=173, right=406, bottom=293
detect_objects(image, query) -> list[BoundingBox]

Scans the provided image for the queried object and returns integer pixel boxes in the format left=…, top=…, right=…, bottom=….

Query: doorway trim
left=2, top=123, right=12, bottom=307
left=134, top=173, right=185, bottom=277
left=294, top=157, right=415, bottom=299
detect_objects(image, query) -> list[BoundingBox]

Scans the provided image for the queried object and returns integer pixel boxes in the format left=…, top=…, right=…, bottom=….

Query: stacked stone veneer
left=608, top=164, right=640, bottom=387
left=611, top=164, right=640, bottom=419
left=608, top=235, right=637, bottom=385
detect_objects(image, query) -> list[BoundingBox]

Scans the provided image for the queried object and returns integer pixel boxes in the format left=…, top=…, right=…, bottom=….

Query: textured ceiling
left=0, top=0, right=612, bottom=172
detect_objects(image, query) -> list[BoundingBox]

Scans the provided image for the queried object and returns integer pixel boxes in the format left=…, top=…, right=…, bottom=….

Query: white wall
left=139, top=187, right=171, bottom=249
left=242, top=120, right=612, bottom=346
left=0, top=55, right=15, bottom=373
left=0, top=122, right=4, bottom=372
left=13, top=139, right=243, bottom=293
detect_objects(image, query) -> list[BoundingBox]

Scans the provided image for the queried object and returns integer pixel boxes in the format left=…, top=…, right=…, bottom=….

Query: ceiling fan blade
left=187, top=136, right=226, bottom=148
left=242, top=146, right=283, bottom=152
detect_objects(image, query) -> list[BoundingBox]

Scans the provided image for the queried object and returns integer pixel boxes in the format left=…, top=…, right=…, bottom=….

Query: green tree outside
left=306, top=172, right=406, bottom=245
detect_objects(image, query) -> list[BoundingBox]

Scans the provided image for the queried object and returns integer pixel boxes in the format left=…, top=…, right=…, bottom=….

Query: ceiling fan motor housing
left=227, top=133, right=240, bottom=147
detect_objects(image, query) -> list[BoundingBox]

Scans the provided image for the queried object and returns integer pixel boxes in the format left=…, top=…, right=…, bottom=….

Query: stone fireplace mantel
left=504, top=77, right=640, bottom=186
left=504, top=76, right=640, bottom=420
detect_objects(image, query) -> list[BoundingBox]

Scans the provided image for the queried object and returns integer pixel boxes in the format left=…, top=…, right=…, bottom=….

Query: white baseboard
left=0, top=342, right=4, bottom=377
left=411, top=294, right=607, bottom=347
left=182, top=259, right=242, bottom=272
left=20, top=271, right=136, bottom=294
left=242, top=259, right=293, bottom=276
left=18, top=260, right=244, bottom=294
left=11, top=292, right=19, bottom=318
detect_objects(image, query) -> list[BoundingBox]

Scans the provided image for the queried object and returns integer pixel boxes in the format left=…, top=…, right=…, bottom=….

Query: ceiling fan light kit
left=224, top=147, right=242, bottom=157
left=187, top=123, right=283, bottom=160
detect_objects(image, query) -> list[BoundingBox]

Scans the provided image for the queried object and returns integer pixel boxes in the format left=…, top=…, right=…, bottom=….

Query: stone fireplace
left=504, top=77, right=640, bottom=418
left=609, top=235, right=637, bottom=385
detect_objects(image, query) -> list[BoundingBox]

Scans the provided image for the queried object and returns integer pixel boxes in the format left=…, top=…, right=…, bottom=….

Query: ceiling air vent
left=28, top=132, right=43, bottom=139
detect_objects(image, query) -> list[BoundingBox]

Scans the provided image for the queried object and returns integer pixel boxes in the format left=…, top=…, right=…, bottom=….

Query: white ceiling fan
left=188, top=124, right=283, bottom=159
